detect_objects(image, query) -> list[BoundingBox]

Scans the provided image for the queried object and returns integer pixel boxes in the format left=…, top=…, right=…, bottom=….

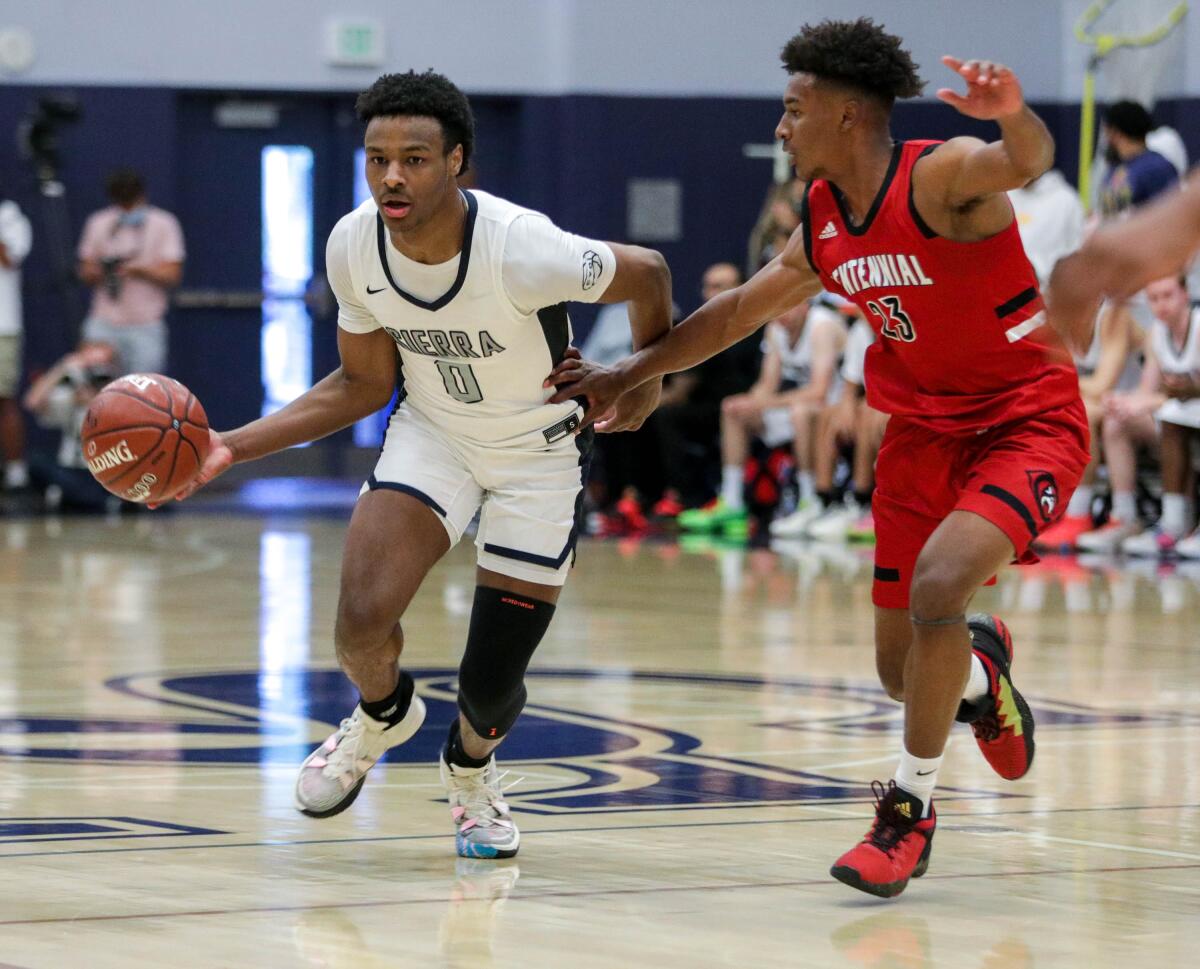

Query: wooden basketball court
left=1, top=512, right=1197, bottom=967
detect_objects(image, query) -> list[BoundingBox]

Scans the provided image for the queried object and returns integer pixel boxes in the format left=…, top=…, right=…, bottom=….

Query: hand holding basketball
left=167, top=428, right=234, bottom=503
left=81, top=373, right=213, bottom=505
left=937, top=56, right=1025, bottom=120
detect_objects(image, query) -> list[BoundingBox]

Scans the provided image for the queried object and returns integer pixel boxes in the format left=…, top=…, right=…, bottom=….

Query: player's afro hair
left=781, top=19, right=924, bottom=104
left=356, top=70, right=475, bottom=173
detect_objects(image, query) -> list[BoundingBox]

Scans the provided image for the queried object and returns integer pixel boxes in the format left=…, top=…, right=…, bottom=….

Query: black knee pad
left=457, top=586, right=556, bottom=740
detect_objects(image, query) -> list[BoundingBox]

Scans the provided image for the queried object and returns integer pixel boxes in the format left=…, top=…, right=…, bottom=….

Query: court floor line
left=0, top=800, right=1195, bottom=861
left=0, top=861, right=1197, bottom=928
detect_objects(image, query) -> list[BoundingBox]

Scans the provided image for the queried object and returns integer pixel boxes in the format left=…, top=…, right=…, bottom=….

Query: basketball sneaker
left=677, top=498, right=746, bottom=533
left=767, top=499, right=825, bottom=538
left=1075, top=518, right=1141, bottom=553
left=957, top=614, right=1035, bottom=781
left=1032, top=513, right=1093, bottom=553
left=440, top=752, right=521, bottom=859
left=294, top=694, right=427, bottom=818
left=829, top=781, right=936, bottom=898
left=846, top=509, right=876, bottom=544
left=1121, top=526, right=1181, bottom=558
left=1176, top=528, right=1200, bottom=559
left=807, top=500, right=863, bottom=541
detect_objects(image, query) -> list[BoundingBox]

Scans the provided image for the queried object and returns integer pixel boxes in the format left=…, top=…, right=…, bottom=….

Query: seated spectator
left=747, top=178, right=803, bottom=274
left=679, top=298, right=845, bottom=539
left=654, top=262, right=760, bottom=510
left=1076, top=275, right=1200, bottom=557
left=801, top=318, right=888, bottom=541
left=23, top=343, right=121, bottom=512
left=0, top=192, right=32, bottom=492
left=1035, top=302, right=1142, bottom=550
left=1097, top=101, right=1179, bottom=220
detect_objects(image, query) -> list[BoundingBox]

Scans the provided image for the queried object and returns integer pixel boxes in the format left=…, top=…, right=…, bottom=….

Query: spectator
left=679, top=298, right=845, bottom=539
left=747, top=179, right=803, bottom=274
left=1009, top=169, right=1084, bottom=286
left=77, top=169, right=185, bottom=374
left=23, top=343, right=121, bottom=512
left=1098, top=101, right=1179, bottom=220
left=804, top=318, right=888, bottom=541
left=1076, top=275, right=1200, bottom=556
left=654, top=262, right=759, bottom=509
left=0, top=193, right=32, bottom=491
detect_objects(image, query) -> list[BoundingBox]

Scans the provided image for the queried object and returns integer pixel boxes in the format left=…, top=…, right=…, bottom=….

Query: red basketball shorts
left=871, top=400, right=1090, bottom=609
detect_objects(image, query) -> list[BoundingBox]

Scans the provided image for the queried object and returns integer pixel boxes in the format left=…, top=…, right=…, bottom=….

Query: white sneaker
left=1075, top=519, right=1142, bottom=553
left=1120, top=527, right=1180, bottom=558
left=1175, top=529, right=1200, bottom=559
left=440, top=752, right=521, bottom=859
left=807, top=501, right=863, bottom=541
left=294, top=693, right=427, bottom=818
left=769, top=499, right=825, bottom=538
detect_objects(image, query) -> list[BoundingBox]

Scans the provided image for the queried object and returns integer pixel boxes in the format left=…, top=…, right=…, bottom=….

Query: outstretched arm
left=913, top=57, right=1053, bottom=238
left=547, top=229, right=822, bottom=426
left=1048, top=174, right=1200, bottom=352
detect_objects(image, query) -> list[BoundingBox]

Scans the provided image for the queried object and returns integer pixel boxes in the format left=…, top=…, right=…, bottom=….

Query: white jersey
left=841, top=319, right=874, bottom=387
left=329, top=190, right=614, bottom=447
left=1153, top=305, right=1200, bottom=429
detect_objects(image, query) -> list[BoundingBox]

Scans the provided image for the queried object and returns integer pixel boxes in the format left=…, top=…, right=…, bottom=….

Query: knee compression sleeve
left=457, top=586, right=556, bottom=740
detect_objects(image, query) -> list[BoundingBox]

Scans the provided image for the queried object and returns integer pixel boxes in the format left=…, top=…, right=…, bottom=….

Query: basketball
left=81, top=373, right=212, bottom=503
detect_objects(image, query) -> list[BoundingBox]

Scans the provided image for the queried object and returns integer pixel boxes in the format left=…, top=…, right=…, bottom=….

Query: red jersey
left=802, top=140, right=1079, bottom=432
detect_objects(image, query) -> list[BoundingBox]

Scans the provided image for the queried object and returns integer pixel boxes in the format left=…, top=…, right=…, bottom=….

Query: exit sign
left=325, top=19, right=386, bottom=67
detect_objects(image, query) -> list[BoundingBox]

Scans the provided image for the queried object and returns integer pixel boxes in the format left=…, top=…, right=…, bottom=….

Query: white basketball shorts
left=363, top=401, right=592, bottom=586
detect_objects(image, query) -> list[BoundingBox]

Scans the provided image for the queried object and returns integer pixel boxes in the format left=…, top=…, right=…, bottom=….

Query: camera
left=100, top=256, right=125, bottom=300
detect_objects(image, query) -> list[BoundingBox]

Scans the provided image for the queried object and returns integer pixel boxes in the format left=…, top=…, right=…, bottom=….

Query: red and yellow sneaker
left=958, top=614, right=1036, bottom=780
left=830, top=781, right=936, bottom=898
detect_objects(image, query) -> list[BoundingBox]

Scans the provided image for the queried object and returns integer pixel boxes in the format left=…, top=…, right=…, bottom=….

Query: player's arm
left=914, top=58, right=1052, bottom=227
left=1048, top=174, right=1200, bottom=352
left=546, top=229, right=822, bottom=426
left=585, top=242, right=672, bottom=431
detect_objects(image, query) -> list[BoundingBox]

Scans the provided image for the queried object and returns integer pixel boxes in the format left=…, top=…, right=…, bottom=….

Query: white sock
left=796, top=471, right=816, bottom=504
left=1112, top=491, right=1136, bottom=525
left=1066, top=484, right=1093, bottom=518
left=1161, top=493, right=1192, bottom=538
left=962, top=652, right=989, bottom=704
left=894, top=749, right=942, bottom=817
left=3, top=461, right=28, bottom=489
left=720, top=465, right=743, bottom=509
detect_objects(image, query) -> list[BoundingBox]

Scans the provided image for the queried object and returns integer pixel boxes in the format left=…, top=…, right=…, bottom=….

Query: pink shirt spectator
left=78, top=205, right=185, bottom=327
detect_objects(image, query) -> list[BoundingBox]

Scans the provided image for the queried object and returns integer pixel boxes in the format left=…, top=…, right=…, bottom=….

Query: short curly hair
left=781, top=19, right=924, bottom=104
left=356, top=70, right=475, bottom=173
left=1104, top=100, right=1154, bottom=141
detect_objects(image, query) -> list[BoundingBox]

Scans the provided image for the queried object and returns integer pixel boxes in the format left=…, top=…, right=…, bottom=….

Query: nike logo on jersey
left=818, top=221, right=838, bottom=239
left=366, top=285, right=386, bottom=295
left=829, top=254, right=935, bottom=297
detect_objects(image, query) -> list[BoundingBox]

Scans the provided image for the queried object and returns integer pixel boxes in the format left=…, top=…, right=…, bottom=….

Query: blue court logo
left=1, top=668, right=1189, bottom=815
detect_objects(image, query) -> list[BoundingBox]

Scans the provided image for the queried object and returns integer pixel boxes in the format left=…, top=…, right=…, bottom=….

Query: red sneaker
left=1033, top=513, right=1093, bottom=552
left=958, top=614, right=1036, bottom=780
left=651, top=489, right=684, bottom=518
left=615, top=491, right=649, bottom=532
left=830, top=781, right=936, bottom=898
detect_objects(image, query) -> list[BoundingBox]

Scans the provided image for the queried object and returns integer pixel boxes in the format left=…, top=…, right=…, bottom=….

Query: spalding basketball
left=81, top=373, right=211, bottom=504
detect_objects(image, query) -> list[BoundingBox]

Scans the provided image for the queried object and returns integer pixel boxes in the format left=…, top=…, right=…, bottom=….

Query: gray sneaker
left=294, top=694, right=426, bottom=818
left=440, top=752, right=521, bottom=859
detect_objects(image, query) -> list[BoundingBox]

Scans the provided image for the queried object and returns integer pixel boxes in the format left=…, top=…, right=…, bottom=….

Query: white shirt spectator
left=0, top=200, right=33, bottom=337
left=1009, top=170, right=1084, bottom=286
left=1148, top=126, right=1188, bottom=178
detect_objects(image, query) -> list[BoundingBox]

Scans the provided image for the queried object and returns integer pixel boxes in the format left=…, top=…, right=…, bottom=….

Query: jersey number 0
left=866, top=296, right=916, bottom=343
left=436, top=360, right=484, bottom=404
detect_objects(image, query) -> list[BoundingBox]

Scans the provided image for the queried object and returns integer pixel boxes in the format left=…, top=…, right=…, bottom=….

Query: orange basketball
left=81, top=373, right=211, bottom=504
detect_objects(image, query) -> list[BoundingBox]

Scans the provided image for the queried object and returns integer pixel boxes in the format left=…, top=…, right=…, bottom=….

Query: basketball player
left=174, top=71, right=672, bottom=858
left=546, top=19, right=1088, bottom=897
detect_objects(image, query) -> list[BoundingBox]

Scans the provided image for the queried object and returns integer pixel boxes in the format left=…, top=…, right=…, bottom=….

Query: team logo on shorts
left=581, top=250, right=604, bottom=291
left=1027, top=470, right=1058, bottom=523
